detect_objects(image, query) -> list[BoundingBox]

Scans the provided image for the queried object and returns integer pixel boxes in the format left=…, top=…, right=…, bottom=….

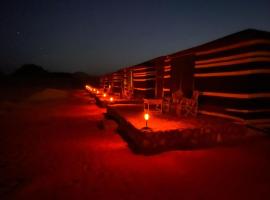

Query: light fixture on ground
left=144, top=113, right=149, bottom=128
left=85, top=85, right=91, bottom=91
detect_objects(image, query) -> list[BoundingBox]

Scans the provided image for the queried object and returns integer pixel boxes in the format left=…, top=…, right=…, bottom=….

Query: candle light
left=144, top=113, right=149, bottom=127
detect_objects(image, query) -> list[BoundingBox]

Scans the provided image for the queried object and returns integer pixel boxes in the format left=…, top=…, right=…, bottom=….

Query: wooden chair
left=162, top=96, right=171, bottom=113
left=179, top=91, right=200, bottom=117
left=172, top=90, right=184, bottom=115
left=172, top=90, right=184, bottom=104
left=144, top=98, right=163, bottom=113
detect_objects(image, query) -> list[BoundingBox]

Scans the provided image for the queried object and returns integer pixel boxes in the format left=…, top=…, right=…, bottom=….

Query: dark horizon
left=1, top=0, right=270, bottom=75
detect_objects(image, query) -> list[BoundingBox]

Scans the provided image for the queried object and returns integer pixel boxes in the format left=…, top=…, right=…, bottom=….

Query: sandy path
left=0, top=89, right=270, bottom=200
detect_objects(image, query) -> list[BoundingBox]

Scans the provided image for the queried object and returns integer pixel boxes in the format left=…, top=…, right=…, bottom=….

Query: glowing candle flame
left=85, top=85, right=91, bottom=91
left=103, top=93, right=107, bottom=97
left=110, top=97, right=113, bottom=102
left=144, top=113, right=149, bottom=121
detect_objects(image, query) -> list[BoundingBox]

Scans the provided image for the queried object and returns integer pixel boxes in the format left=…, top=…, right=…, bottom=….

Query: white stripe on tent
left=194, top=69, right=270, bottom=77
left=164, top=65, right=171, bottom=69
left=195, top=57, right=270, bottom=69
left=133, top=77, right=156, bottom=81
left=226, top=108, right=270, bottom=113
left=163, top=88, right=170, bottom=91
left=163, top=75, right=171, bottom=78
left=133, top=67, right=154, bottom=71
left=201, top=92, right=270, bottom=99
left=133, top=71, right=156, bottom=75
left=199, top=110, right=244, bottom=122
left=196, top=39, right=270, bottom=56
left=133, top=73, right=156, bottom=77
left=196, top=51, right=270, bottom=65
left=134, top=70, right=156, bottom=74
left=134, top=87, right=155, bottom=91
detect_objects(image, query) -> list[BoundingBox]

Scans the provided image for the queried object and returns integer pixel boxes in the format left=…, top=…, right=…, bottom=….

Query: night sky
left=1, top=0, right=270, bottom=75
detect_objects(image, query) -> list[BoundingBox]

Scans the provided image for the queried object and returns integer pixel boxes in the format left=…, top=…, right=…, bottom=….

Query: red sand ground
left=1, top=89, right=270, bottom=200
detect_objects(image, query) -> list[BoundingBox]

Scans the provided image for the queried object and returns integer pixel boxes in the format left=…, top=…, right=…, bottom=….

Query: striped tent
left=111, top=70, right=123, bottom=94
left=163, top=54, right=195, bottom=98
left=193, top=29, right=270, bottom=130
left=130, top=57, right=165, bottom=99
left=123, top=68, right=133, bottom=98
left=132, top=65, right=156, bottom=98
left=104, top=75, right=111, bottom=89
left=99, top=29, right=270, bottom=131
left=162, top=57, right=172, bottom=97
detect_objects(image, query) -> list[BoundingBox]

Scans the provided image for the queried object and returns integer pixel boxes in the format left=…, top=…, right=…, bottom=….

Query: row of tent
left=99, top=29, right=270, bottom=131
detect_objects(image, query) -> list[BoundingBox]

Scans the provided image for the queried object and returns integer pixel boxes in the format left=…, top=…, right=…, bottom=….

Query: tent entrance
left=171, top=55, right=195, bottom=98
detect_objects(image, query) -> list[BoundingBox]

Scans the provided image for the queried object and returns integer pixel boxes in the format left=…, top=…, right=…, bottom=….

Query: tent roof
left=169, top=29, right=270, bottom=58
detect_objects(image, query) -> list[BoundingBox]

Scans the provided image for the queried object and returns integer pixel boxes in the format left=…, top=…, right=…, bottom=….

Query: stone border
left=106, top=105, right=264, bottom=155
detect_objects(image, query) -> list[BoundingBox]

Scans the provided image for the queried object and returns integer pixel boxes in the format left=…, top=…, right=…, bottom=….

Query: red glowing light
left=103, top=93, right=107, bottom=97
left=144, top=113, right=149, bottom=121
left=85, top=85, right=91, bottom=91
left=110, top=97, right=114, bottom=102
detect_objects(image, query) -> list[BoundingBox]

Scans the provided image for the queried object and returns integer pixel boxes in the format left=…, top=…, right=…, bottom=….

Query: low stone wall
left=106, top=106, right=262, bottom=155
left=94, top=96, right=107, bottom=107
left=106, top=106, right=215, bottom=154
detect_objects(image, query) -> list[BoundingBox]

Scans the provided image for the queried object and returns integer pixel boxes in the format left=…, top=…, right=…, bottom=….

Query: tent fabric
left=193, top=31, right=270, bottom=129
left=99, top=29, right=270, bottom=129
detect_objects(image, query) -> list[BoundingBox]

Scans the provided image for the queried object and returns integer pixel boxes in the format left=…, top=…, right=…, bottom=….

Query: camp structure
left=193, top=29, right=270, bottom=130
left=129, top=56, right=165, bottom=99
left=99, top=29, right=270, bottom=131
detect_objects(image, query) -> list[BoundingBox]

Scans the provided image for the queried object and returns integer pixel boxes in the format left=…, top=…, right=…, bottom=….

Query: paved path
left=1, top=89, right=270, bottom=200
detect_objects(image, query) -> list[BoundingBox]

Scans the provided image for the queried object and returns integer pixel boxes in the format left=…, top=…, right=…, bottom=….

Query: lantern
left=85, top=85, right=91, bottom=91
left=144, top=113, right=149, bottom=127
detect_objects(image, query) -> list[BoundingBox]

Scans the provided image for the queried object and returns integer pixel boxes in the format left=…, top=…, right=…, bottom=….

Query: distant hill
left=0, top=64, right=99, bottom=89
left=12, top=64, right=49, bottom=77
left=73, top=72, right=100, bottom=87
